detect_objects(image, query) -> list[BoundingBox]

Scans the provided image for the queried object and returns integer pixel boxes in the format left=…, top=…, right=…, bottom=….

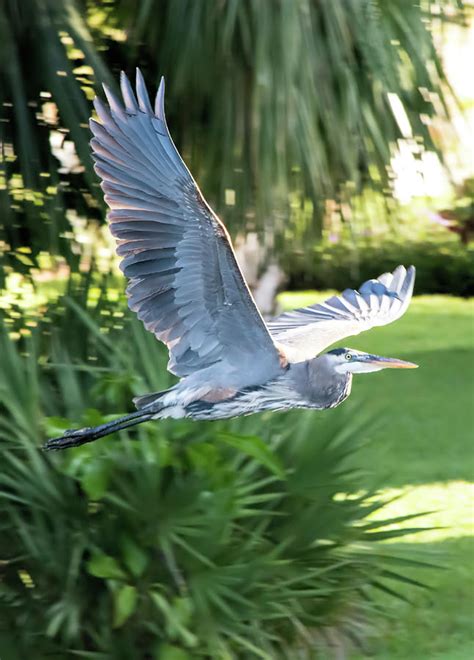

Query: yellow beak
left=366, top=356, right=418, bottom=369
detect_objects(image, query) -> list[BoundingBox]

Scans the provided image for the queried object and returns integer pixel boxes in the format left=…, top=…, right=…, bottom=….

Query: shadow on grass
left=351, top=537, right=474, bottom=660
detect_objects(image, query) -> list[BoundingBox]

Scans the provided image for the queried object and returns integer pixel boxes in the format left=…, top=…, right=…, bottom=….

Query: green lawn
left=280, top=293, right=474, bottom=659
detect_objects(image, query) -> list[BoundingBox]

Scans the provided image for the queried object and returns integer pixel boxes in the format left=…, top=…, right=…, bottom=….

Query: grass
left=280, top=292, right=474, bottom=658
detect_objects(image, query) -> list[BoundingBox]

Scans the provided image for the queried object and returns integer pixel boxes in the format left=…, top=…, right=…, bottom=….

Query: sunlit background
left=0, top=2, right=473, bottom=658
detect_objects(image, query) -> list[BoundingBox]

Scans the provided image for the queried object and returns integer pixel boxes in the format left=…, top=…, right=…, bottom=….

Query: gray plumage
left=268, top=266, right=415, bottom=361
left=91, top=70, right=279, bottom=387
left=44, top=70, right=418, bottom=451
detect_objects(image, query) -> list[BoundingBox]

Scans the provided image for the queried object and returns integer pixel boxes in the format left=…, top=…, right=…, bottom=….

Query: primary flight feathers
left=90, top=69, right=280, bottom=380
left=90, top=69, right=415, bottom=369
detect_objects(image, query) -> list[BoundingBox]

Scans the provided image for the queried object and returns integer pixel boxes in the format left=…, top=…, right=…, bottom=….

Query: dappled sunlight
left=371, top=480, right=473, bottom=543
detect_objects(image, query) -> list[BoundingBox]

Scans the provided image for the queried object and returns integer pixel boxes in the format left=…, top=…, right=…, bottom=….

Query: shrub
left=0, top=277, right=430, bottom=658
left=281, top=239, right=474, bottom=298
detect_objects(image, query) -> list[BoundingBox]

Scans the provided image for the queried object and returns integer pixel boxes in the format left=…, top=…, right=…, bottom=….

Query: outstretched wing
left=90, top=69, right=280, bottom=379
left=269, top=266, right=415, bottom=361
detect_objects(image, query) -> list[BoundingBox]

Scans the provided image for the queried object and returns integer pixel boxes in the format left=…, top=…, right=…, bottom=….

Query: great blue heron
left=44, top=70, right=417, bottom=451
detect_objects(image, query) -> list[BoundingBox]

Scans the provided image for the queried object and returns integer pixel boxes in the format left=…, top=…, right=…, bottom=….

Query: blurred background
left=0, top=1, right=473, bottom=658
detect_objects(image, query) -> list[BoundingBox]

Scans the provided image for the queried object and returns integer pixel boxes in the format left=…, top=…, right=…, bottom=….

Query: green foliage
left=0, top=0, right=466, bottom=270
left=0, top=277, right=431, bottom=658
left=0, top=0, right=112, bottom=275
left=0, top=409, right=428, bottom=658
left=111, top=0, right=460, bottom=212
left=281, top=236, right=474, bottom=297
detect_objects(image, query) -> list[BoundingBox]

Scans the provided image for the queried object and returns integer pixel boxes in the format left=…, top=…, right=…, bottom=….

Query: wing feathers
left=135, top=68, right=154, bottom=114
left=90, top=70, right=280, bottom=382
left=120, top=71, right=139, bottom=112
left=102, top=84, right=127, bottom=121
left=269, top=266, right=415, bottom=360
left=154, top=78, right=167, bottom=122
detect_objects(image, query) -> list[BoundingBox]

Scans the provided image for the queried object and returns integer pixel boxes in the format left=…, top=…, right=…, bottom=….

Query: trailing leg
left=43, top=409, right=154, bottom=451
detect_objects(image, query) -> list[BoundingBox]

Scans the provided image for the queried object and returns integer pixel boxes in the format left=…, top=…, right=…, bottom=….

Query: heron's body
left=44, top=71, right=418, bottom=451
left=144, top=356, right=352, bottom=421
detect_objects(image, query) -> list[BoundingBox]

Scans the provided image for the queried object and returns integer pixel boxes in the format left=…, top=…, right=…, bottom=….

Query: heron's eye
left=345, top=353, right=353, bottom=361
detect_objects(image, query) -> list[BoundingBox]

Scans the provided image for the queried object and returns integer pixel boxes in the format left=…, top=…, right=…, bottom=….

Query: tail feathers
left=43, top=410, right=154, bottom=451
left=133, top=387, right=173, bottom=410
left=133, top=392, right=161, bottom=409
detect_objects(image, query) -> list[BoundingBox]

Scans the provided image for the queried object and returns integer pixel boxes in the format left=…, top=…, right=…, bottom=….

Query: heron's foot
left=43, top=426, right=94, bottom=451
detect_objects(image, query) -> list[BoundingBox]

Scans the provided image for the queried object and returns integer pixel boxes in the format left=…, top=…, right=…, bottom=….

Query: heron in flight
left=44, top=70, right=417, bottom=451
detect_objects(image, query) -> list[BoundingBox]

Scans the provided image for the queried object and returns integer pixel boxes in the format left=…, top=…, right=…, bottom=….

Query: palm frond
left=0, top=0, right=466, bottom=267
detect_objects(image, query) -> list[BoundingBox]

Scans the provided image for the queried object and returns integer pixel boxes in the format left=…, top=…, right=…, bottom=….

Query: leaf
left=218, top=433, right=285, bottom=479
left=365, top=527, right=437, bottom=542
left=87, top=553, right=126, bottom=581
left=157, top=645, right=192, bottom=660
left=151, top=593, right=198, bottom=648
left=361, top=510, right=436, bottom=531
left=120, top=535, right=148, bottom=578
left=170, top=596, right=193, bottom=629
left=81, top=463, right=111, bottom=500
left=113, top=584, right=138, bottom=628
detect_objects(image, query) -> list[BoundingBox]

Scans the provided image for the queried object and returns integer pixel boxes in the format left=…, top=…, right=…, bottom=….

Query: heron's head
left=326, top=348, right=418, bottom=375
